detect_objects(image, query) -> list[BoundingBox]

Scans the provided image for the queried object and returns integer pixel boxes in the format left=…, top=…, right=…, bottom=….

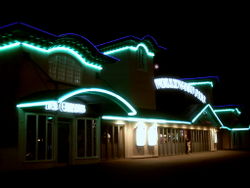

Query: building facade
left=0, top=22, right=249, bottom=170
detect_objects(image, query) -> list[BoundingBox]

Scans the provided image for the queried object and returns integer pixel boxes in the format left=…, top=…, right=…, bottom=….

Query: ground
left=1, top=150, right=249, bottom=186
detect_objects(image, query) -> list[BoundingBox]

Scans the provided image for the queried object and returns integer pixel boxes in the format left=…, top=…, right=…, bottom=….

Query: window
left=25, top=114, right=54, bottom=161
left=137, top=47, right=147, bottom=71
left=77, top=118, right=97, bottom=158
left=48, top=54, right=81, bottom=84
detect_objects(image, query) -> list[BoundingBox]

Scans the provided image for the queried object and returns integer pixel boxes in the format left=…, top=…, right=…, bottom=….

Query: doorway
left=101, top=123, right=125, bottom=159
left=57, top=118, right=72, bottom=163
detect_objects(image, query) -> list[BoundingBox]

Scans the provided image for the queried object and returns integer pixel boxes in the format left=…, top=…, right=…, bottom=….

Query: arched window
left=137, top=47, right=147, bottom=71
left=48, top=54, right=81, bottom=85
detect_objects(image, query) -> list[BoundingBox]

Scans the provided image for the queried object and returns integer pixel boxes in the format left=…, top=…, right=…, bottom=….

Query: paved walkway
left=2, top=150, right=250, bottom=186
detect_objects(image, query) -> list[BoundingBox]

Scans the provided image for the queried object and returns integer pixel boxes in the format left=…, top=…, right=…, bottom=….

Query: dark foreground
left=1, top=150, right=250, bottom=186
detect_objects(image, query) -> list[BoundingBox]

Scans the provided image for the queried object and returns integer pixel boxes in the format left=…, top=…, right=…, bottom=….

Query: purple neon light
left=0, top=22, right=119, bottom=61
left=96, top=34, right=167, bottom=50
left=181, top=76, right=220, bottom=82
left=213, top=104, right=241, bottom=108
left=0, top=22, right=20, bottom=30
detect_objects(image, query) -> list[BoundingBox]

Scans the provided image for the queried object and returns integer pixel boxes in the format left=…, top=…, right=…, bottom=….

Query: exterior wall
left=124, top=122, right=158, bottom=158
left=218, top=129, right=232, bottom=150
left=101, top=50, right=156, bottom=110
left=232, top=131, right=250, bottom=150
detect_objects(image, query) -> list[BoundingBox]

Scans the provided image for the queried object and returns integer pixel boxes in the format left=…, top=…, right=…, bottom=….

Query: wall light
left=135, top=122, right=147, bottom=146
left=148, top=124, right=158, bottom=146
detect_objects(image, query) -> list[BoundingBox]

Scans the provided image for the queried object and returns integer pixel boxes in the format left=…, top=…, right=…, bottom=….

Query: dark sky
left=1, top=6, right=249, bottom=122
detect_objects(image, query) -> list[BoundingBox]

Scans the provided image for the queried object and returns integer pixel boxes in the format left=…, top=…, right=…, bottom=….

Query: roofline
left=181, top=76, right=220, bottom=82
left=96, top=34, right=167, bottom=50
left=0, top=22, right=119, bottom=62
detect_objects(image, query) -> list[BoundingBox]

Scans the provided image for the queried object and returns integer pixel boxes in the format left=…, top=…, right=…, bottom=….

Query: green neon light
left=102, top=115, right=191, bottom=124
left=188, top=81, right=214, bottom=88
left=0, top=41, right=103, bottom=71
left=232, top=127, right=250, bottom=131
left=16, top=88, right=137, bottom=116
left=16, top=100, right=57, bottom=108
left=191, top=104, right=224, bottom=127
left=58, top=88, right=137, bottom=116
left=221, top=126, right=250, bottom=131
left=103, top=43, right=155, bottom=57
left=214, top=108, right=241, bottom=115
left=0, top=41, right=21, bottom=51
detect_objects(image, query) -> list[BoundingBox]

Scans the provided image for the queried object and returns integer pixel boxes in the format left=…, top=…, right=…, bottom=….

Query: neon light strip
left=214, top=108, right=241, bottom=115
left=191, top=104, right=224, bottom=127
left=96, top=34, right=167, bottom=50
left=102, top=115, right=191, bottom=124
left=188, top=81, right=214, bottom=88
left=103, top=43, right=155, bottom=57
left=0, top=42, right=21, bottom=51
left=221, top=126, right=250, bottom=131
left=181, top=76, right=220, bottom=82
left=16, top=100, right=57, bottom=108
left=16, top=88, right=137, bottom=116
left=22, top=42, right=103, bottom=70
left=0, top=41, right=103, bottom=71
left=58, top=88, right=137, bottom=116
left=213, top=104, right=240, bottom=108
left=232, top=127, right=250, bottom=131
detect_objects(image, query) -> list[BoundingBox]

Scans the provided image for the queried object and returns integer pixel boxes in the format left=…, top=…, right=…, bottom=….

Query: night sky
left=1, top=6, right=249, bottom=123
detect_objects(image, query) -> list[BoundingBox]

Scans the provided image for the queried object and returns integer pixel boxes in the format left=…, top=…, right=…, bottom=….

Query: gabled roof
left=0, top=22, right=118, bottom=70
left=213, top=105, right=243, bottom=129
left=191, top=104, right=224, bottom=127
left=191, top=104, right=250, bottom=131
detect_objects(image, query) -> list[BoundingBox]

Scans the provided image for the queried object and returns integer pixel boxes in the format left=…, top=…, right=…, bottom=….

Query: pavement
left=1, top=150, right=250, bottom=186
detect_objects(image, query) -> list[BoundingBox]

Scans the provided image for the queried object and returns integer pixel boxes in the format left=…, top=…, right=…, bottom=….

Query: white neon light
left=148, top=124, right=158, bottom=146
left=136, top=122, right=147, bottom=146
left=154, top=78, right=206, bottom=103
left=45, top=102, right=86, bottom=114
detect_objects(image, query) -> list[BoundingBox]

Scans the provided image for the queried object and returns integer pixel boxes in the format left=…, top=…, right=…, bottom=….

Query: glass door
left=57, top=118, right=72, bottom=163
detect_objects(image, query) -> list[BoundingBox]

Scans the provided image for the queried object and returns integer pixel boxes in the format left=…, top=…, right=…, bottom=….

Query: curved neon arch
left=58, top=88, right=137, bottom=116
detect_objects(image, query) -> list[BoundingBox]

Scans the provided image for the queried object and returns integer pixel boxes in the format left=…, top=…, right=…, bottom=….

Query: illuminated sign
left=136, top=122, right=147, bottom=146
left=148, top=124, right=158, bottom=146
left=135, top=122, right=158, bottom=147
left=45, top=102, right=86, bottom=114
left=154, top=78, right=206, bottom=103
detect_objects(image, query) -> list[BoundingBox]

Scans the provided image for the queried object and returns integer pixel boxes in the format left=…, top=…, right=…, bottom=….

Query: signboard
left=154, top=78, right=206, bottom=103
left=45, top=102, right=86, bottom=114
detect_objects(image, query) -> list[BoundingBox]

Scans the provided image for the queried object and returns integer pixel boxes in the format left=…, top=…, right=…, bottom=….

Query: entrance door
left=57, top=118, right=72, bottom=163
left=101, top=123, right=125, bottom=159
